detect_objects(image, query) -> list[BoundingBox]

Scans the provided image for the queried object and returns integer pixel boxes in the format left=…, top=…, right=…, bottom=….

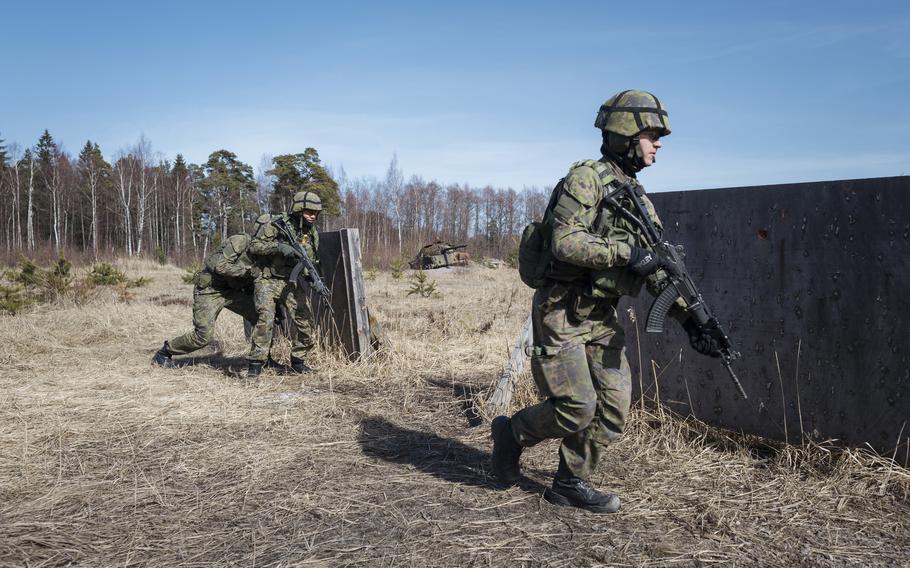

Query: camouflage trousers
left=168, top=284, right=256, bottom=355
left=510, top=282, right=632, bottom=480
left=246, top=277, right=316, bottom=363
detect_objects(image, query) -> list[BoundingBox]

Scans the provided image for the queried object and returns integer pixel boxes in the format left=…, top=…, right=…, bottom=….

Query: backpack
left=517, top=179, right=564, bottom=288
left=517, top=160, right=619, bottom=289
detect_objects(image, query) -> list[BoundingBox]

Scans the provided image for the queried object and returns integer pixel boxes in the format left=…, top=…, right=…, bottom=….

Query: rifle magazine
left=646, top=282, right=680, bottom=334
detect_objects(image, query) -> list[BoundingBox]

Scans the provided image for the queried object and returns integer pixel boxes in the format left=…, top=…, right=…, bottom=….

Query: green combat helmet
left=595, top=90, right=671, bottom=174
left=595, top=90, right=671, bottom=137
left=291, top=191, right=323, bottom=213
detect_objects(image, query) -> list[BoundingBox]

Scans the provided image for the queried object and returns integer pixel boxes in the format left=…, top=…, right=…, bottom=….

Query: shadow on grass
left=168, top=345, right=298, bottom=374
left=422, top=376, right=484, bottom=428
left=358, top=415, right=547, bottom=494
left=170, top=353, right=256, bottom=379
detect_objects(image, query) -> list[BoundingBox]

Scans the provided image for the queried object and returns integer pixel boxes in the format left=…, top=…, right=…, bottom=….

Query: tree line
left=0, top=130, right=550, bottom=267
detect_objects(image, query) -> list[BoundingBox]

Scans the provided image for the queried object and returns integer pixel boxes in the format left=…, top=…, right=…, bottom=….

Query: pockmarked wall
left=621, top=176, right=909, bottom=460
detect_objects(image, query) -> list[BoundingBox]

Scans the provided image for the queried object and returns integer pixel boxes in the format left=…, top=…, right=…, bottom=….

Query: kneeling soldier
left=153, top=234, right=258, bottom=367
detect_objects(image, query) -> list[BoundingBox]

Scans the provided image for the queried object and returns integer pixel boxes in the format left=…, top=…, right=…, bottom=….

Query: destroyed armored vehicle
left=408, top=240, right=470, bottom=270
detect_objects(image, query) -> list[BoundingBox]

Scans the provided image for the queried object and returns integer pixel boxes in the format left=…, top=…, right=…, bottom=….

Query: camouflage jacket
left=547, top=158, right=669, bottom=299
left=248, top=213, right=320, bottom=279
left=199, top=233, right=255, bottom=290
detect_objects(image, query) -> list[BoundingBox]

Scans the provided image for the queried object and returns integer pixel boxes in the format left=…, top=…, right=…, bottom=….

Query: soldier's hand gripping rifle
left=273, top=218, right=334, bottom=314
left=603, top=183, right=747, bottom=399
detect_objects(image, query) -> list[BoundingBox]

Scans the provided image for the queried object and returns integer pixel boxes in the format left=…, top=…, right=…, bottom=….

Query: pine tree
left=35, top=129, right=64, bottom=250
left=35, top=129, right=54, bottom=164
left=266, top=148, right=340, bottom=218
left=0, top=132, right=9, bottom=169
left=202, top=150, right=256, bottom=240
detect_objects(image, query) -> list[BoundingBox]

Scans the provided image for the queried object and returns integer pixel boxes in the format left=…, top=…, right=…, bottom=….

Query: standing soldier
left=152, top=233, right=258, bottom=367
left=246, top=191, right=325, bottom=378
left=492, top=91, right=720, bottom=513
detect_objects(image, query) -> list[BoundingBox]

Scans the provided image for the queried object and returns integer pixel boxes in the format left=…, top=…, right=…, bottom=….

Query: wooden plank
left=486, top=311, right=533, bottom=417
left=316, top=229, right=372, bottom=361
left=341, top=229, right=372, bottom=359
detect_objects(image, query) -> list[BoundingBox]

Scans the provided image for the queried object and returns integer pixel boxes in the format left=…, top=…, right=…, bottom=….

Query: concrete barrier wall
left=621, top=176, right=909, bottom=460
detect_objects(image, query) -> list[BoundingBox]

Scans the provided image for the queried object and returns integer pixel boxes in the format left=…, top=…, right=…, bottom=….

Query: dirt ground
left=1, top=260, right=908, bottom=567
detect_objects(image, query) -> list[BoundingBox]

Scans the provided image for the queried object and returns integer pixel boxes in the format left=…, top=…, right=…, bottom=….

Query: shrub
left=7, top=255, right=74, bottom=301
left=154, top=247, right=168, bottom=265
left=87, top=262, right=151, bottom=288
left=390, top=257, right=406, bottom=280
left=0, top=282, right=34, bottom=315
left=44, top=256, right=75, bottom=299
left=88, top=262, right=128, bottom=286
left=12, top=258, right=45, bottom=288
left=406, top=270, right=440, bottom=299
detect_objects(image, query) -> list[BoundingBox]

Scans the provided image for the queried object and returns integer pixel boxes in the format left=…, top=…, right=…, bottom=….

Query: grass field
left=1, top=260, right=908, bottom=566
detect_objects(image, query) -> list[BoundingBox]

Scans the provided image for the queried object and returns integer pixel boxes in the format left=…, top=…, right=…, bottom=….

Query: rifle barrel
left=723, top=357, right=748, bottom=399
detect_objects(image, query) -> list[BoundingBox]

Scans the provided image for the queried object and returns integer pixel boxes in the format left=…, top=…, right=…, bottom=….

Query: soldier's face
left=637, top=130, right=663, bottom=167
left=302, top=210, right=318, bottom=224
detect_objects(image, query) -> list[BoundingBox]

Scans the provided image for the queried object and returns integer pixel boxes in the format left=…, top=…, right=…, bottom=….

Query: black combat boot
left=247, top=361, right=263, bottom=380
left=290, top=357, right=316, bottom=374
left=152, top=341, right=175, bottom=368
left=490, top=416, right=523, bottom=485
left=544, top=456, right=621, bottom=513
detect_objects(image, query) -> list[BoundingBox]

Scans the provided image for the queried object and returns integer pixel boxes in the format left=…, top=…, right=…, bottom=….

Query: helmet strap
left=628, top=135, right=648, bottom=172
left=601, top=132, right=640, bottom=178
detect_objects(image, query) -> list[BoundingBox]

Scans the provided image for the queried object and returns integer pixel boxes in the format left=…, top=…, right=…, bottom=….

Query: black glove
left=277, top=243, right=299, bottom=258
left=683, top=318, right=721, bottom=358
left=627, top=246, right=681, bottom=278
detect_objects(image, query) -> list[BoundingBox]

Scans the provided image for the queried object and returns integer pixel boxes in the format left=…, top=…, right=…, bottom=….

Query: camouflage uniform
left=246, top=212, right=320, bottom=363
left=167, top=234, right=257, bottom=355
left=509, top=90, right=681, bottom=482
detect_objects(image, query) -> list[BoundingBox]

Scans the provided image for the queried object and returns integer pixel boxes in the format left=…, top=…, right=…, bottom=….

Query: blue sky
left=2, top=0, right=908, bottom=191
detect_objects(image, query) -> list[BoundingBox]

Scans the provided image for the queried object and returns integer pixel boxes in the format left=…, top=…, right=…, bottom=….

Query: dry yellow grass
left=1, top=260, right=907, bottom=566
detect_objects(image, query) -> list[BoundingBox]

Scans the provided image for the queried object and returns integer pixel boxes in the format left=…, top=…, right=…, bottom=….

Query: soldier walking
left=491, top=91, right=720, bottom=513
left=246, top=191, right=325, bottom=378
left=152, top=233, right=258, bottom=367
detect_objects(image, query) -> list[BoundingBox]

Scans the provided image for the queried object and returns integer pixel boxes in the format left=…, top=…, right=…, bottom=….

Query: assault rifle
left=273, top=218, right=333, bottom=313
left=604, top=183, right=747, bottom=399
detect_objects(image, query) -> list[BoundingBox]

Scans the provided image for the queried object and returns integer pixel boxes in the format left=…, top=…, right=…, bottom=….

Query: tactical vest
left=522, top=159, right=660, bottom=298
left=254, top=213, right=320, bottom=279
